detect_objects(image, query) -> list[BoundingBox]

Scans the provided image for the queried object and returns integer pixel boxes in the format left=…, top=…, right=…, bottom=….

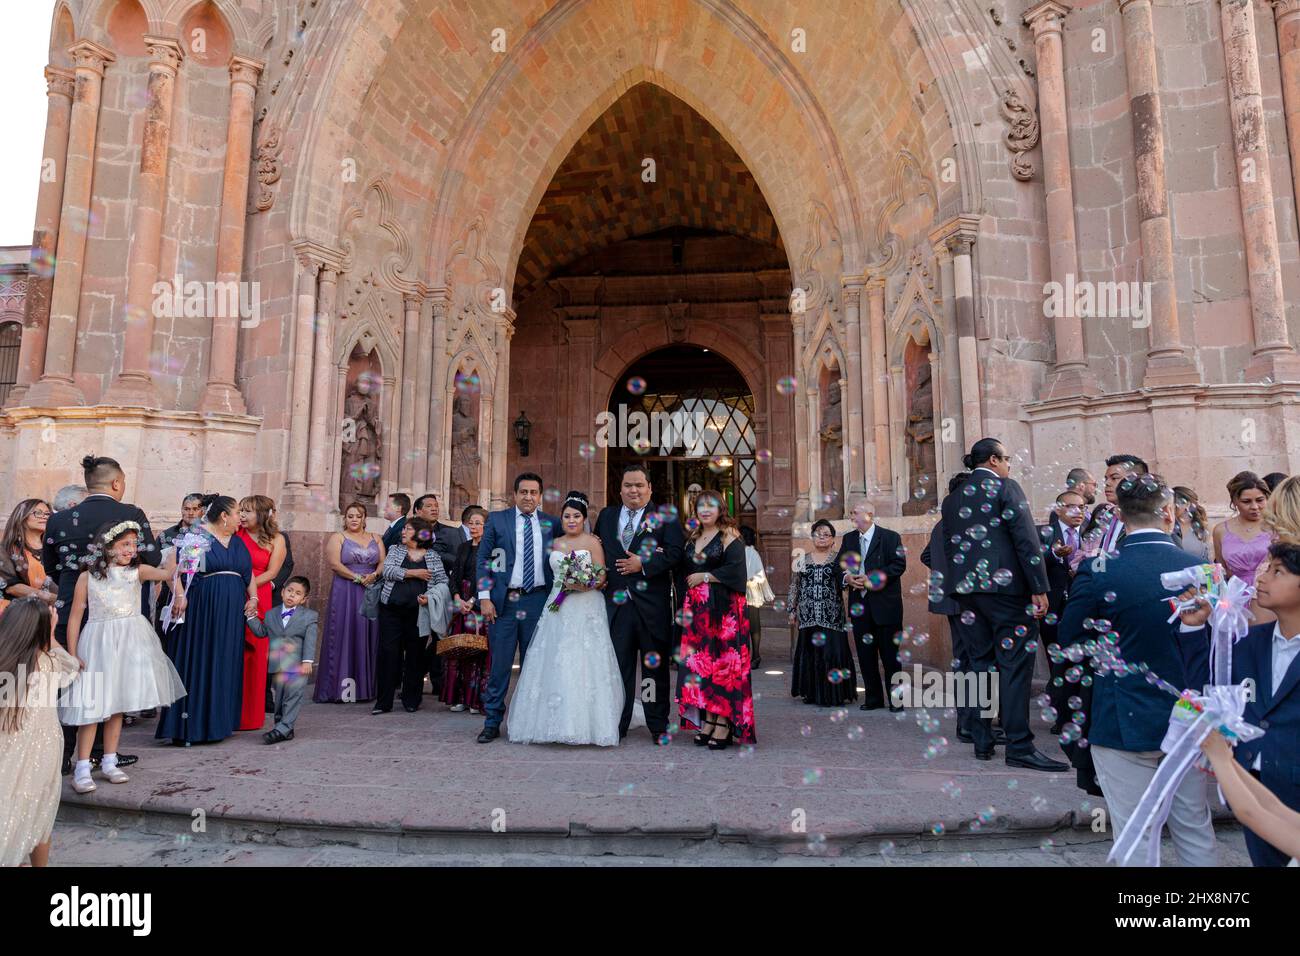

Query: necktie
left=521, top=512, right=535, bottom=591
left=621, top=510, right=637, bottom=549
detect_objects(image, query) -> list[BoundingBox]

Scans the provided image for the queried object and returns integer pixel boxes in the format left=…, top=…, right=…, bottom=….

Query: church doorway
left=605, top=345, right=757, bottom=528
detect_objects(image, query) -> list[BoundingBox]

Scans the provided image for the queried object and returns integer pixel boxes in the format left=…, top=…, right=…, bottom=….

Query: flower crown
left=101, top=520, right=142, bottom=544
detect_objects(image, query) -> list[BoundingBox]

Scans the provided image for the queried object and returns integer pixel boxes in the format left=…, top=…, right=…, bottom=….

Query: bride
left=508, top=491, right=624, bottom=746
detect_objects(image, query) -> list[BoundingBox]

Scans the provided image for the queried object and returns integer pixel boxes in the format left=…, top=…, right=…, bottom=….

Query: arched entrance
left=605, top=345, right=758, bottom=525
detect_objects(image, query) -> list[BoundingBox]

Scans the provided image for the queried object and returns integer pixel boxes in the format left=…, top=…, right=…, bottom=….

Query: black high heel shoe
left=694, top=715, right=718, bottom=747
left=706, top=723, right=734, bottom=751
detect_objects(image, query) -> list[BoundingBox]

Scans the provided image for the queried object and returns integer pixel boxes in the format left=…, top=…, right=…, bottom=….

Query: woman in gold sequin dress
left=0, top=598, right=80, bottom=866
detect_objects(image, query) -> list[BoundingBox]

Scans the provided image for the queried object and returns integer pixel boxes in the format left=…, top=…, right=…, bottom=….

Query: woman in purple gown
left=314, top=502, right=384, bottom=703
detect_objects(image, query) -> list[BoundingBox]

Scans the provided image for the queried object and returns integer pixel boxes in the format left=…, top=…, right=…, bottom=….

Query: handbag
left=436, top=632, right=488, bottom=659
left=360, top=581, right=382, bottom=620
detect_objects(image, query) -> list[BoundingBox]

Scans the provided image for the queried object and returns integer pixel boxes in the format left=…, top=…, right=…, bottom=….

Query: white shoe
left=449, top=704, right=466, bottom=712
left=101, top=765, right=129, bottom=784
left=469, top=708, right=481, bottom=715
left=72, top=771, right=97, bottom=794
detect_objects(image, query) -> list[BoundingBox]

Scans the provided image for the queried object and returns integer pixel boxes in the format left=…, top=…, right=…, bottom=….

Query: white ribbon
left=1108, top=684, right=1263, bottom=866
left=1207, top=575, right=1254, bottom=687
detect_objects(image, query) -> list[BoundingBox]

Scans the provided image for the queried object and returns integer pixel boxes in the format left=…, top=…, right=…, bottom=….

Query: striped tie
left=621, top=510, right=636, bottom=549
left=521, top=512, right=535, bottom=591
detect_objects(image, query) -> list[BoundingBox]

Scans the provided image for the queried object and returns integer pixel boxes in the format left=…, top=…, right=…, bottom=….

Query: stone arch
left=99, top=0, right=152, bottom=55
left=163, top=0, right=252, bottom=45
left=339, top=178, right=417, bottom=294
left=174, top=1, right=235, bottom=67
left=331, top=298, right=402, bottom=508
left=50, top=3, right=76, bottom=67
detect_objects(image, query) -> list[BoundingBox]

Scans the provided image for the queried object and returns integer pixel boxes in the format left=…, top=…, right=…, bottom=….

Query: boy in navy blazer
left=1230, top=541, right=1300, bottom=866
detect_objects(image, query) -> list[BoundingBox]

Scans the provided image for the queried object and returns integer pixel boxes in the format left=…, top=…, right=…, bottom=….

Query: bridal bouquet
left=547, top=551, right=602, bottom=612
left=161, top=530, right=211, bottom=632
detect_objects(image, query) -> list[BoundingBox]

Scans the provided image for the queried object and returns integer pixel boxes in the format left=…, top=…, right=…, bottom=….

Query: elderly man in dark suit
left=43, top=454, right=159, bottom=772
left=942, top=438, right=1064, bottom=772
left=837, top=499, right=906, bottom=711
left=1063, top=472, right=1216, bottom=865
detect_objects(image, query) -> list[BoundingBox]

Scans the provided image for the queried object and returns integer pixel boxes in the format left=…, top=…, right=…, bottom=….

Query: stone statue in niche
left=903, top=359, right=937, bottom=516
left=817, top=379, right=844, bottom=518
left=339, top=382, right=383, bottom=512
left=449, top=390, right=479, bottom=513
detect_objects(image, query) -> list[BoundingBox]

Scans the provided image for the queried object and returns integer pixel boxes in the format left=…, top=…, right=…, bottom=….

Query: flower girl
left=61, top=521, right=185, bottom=793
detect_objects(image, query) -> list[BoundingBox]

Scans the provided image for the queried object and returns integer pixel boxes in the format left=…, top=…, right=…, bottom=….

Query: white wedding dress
left=508, top=550, right=624, bottom=746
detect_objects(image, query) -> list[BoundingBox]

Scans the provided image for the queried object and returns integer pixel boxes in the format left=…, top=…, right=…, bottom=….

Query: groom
left=594, top=464, right=685, bottom=743
left=475, top=472, right=558, bottom=742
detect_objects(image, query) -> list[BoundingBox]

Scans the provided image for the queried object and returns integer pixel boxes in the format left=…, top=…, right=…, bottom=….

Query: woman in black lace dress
left=788, top=519, right=858, bottom=707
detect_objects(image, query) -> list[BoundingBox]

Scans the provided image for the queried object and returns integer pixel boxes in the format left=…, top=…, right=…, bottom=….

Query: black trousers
left=1039, top=591, right=1072, bottom=731
left=376, top=602, right=425, bottom=711
left=946, top=612, right=975, bottom=737
left=610, top=605, right=671, bottom=736
left=954, top=592, right=1037, bottom=757
left=849, top=613, right=901, bottom=708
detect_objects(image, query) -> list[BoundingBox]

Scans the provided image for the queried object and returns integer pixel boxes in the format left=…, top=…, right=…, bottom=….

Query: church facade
left=4, top=0, right=1300, bottom=604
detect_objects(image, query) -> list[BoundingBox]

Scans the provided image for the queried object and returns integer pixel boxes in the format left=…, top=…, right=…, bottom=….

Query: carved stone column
left=26, top=40, right=115, bottom=407
left=398, top=293, right=420, bottom=490
left=104, top=36, right=185, bottom=408
left=930, top=215, right=983, bottom=448
left=283, top=251, right=322, bottom=503
left=411, top=293, right=434, bottom=491
left=1273, top=0, right=1300, bottom=272
left=306, top=266, right=339, bottom=502
left=1024, top=2, right=1093, bottom=398
left=865, top=277, right=892, bottom=496
left=840, top=276, right=868, bottom=500
left=10, top=66, right=75, bottom=406
left=489, top=310, right=515, bottom=510
left=1117, top=0, right=1198, bottom=385
left=561, top=309, right=600, bottom=498
left=200, top=55, right=264, bottom=415
left=1220, top=0, right=1300, bottom=381
left=425, top=290, right=451, bottom=496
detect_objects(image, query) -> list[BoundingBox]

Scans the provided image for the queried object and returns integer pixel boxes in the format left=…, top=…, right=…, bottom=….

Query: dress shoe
left=1005, top=749, right=1069, bottom=772
left=262, top=729, right=294, bottom=744
left=956, top=729, right=973, bottom=744
left=650, top=730, right=670, bottom=745
left=403, top=704, right=419, bottom=713
left=370, top=706, right=390, bottom=715
left=477, top=726, right=500, bottom=743
left=859, top=702, right=883, bottom=711
left=116, top=753, right=138, bottom=768
left=888, top=704, right=904, bottom=713
left=974, top=750, right=994, bottom=761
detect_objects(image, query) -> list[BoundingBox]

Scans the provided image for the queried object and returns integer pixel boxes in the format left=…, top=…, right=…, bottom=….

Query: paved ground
left=56, top=622, right=1251, bottom=864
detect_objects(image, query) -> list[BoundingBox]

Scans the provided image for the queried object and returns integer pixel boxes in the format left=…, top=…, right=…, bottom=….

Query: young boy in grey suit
left=244, top=576, right=319, bottom=744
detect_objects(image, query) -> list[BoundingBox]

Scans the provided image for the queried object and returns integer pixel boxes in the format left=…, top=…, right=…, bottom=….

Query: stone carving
left=817, top=379, right=844, bottom=518
left=871, top=150, right=938, bottom=276
left=253, top=125, right=283, bottom=212
left=1001, top=88, right=1039, bottom=182
left=903, top=356, right=937, bottom=517
left=339, top=379, right=382, bottom=511
left=449, top=387, right=479, bottom=513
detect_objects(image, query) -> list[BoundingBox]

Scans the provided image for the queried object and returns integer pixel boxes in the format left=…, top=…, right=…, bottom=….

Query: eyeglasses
left=31, top=511, right=51, bottom=519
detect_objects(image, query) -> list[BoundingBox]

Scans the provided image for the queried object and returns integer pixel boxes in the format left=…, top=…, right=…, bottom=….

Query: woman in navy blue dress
left=156, top=495, right=255, bottom=745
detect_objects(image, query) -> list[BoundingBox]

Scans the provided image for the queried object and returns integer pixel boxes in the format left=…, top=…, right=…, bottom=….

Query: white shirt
left=507, top=507, right=544, bottom=590
left=857, top=524, right=876, bottom=558
left=1250, top=624, right=1300, bottom=771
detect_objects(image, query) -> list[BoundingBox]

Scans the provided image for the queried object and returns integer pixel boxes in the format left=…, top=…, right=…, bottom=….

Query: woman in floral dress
left=678, top=491, right=755, bottom=749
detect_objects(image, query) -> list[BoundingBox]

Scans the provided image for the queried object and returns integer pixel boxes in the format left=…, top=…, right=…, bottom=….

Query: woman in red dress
left=678, top=491, right=755, bottom=749
left=236, top=495, right=286, bottom=731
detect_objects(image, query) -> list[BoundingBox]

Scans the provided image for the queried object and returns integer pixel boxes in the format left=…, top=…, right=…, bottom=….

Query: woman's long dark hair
left=0, top=597, right=53, bottom=733
left=239, top=494, right=281, bottom=549
left=201, top=494, right=237, bottom=525
left=0, top=498, right=49, bottom=580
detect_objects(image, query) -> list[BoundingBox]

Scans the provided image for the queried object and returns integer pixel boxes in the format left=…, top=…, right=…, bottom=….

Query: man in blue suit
left=1229, top=541, right=1300, bottom=866
left=474, top=472, right=558, bottom=742
left=1061, top=472, right=1216, bottom=865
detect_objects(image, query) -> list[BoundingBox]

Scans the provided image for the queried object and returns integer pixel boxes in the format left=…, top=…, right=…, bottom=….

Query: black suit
left=922, top=520, right=975, bottom=736
left=43, top=493, right=158, bottom=765
left=594, top=504, right=685, bottom=736
left=940, top=468, right=1050, bottom=757
left=44, top=494, right=159, bottom=646
left=836, top=524, right=905, bottom=708
left=1038, top=520, right=1082, bottom=728
left=381, top=516, right=406, bottom=551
